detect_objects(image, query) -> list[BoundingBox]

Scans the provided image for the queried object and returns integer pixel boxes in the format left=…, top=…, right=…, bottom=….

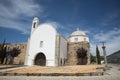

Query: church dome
left=70, top=29, right=86, bottom=36
left=68, top=28, right=89, bottom=42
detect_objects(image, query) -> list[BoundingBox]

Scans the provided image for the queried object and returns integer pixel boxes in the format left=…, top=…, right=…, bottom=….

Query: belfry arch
left=34, top=52, right=46, bottom=66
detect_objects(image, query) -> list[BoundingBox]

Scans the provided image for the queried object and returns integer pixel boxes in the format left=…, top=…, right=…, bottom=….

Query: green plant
left=0, top=39, right=7, bottom=64
left=96, top=45, right=101, bottom=64
left=90, top=54, right=96, bottom=63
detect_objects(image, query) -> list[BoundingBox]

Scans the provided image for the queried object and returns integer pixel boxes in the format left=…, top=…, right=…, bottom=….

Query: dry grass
left=6, top=65, right=104, bottom=74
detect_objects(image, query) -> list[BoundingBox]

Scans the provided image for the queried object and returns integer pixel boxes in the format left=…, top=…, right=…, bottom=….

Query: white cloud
left=0, top=0, right=43, bottom=34
left=91, top=28, right=120, bottom=56
left=0, top=17, right=30, bottom=34
left=94, top=28, right=120, bottom=41
left=12, top=0, right=42, bottom=17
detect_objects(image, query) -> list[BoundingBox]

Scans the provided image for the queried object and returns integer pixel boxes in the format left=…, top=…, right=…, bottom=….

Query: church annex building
left=6, top=17, right=90, bottom=66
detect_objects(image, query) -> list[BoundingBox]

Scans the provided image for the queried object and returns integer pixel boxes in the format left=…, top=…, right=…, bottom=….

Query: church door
left=34, top=53, right=46, bottom=66
left=76, top=48, right=87, bottom=65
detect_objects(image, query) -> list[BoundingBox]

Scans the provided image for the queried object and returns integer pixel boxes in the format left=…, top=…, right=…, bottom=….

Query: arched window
left=75, top=38, right=78, bottom=42
left=84, top=38, right=86, bottom=41
left=33, top=22, right=36, bottom=28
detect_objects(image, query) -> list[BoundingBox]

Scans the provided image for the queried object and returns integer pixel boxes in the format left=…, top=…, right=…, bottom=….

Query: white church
left=25, top=17, right=90, bottom=66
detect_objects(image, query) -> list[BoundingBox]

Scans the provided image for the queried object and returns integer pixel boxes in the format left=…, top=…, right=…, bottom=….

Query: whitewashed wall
left=68, top=36, right=89, bottom=42
left=26, top=23, right=57, bottom=66
left=59, top=36, right=67, bottom=65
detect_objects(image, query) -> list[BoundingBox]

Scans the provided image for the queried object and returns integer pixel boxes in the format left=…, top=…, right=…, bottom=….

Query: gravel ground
left=0, top=75, right=120, bottom=80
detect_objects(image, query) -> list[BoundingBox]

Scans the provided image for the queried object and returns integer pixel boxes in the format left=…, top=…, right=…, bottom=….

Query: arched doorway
left=34, top=53, right=46, bottom=66
left=76, top=48, right=87, bottom=65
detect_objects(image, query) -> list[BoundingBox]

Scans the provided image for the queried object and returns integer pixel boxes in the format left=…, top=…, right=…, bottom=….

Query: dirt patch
left=5, top=65, right=104, bottom=74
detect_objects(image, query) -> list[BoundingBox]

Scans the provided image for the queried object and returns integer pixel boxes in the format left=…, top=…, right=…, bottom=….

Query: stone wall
left=5, top=41, right=90, bottom=66
left=6, top=42, right=27, bottom=64
left=67, top=41, right=90, bottom=65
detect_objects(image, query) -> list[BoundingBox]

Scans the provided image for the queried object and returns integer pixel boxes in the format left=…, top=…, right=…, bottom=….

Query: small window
left=33, top=22, right=36, bottom=28
left=75, top=38, right=78, bottom=42
left=84, top=38, right=86, bottom=41
left=40, top=41, right=43, bottom=47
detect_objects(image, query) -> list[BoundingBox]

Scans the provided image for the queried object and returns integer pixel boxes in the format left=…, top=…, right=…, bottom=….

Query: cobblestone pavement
left=0, top=64, right=120, bottom=80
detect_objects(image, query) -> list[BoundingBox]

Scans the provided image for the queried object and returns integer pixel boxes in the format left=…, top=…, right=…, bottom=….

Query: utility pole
left=101, top=41, right=107, bottom=67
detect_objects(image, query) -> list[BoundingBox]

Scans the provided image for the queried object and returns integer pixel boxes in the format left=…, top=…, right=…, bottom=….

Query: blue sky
left=0, top=0, right=120, bottom=55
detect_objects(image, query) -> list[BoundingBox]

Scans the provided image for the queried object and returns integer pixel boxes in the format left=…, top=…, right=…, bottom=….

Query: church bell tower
left=31, top=17, right=39, bottom=34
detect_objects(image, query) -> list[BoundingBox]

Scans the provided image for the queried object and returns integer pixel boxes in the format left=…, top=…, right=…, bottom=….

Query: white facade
left=68, top=29, right=89, bottom=42
left=25, top=17, right=67, bottom=66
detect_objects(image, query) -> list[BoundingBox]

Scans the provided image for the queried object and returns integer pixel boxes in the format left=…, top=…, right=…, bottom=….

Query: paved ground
left=0, top=64, right=120, bottom=80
